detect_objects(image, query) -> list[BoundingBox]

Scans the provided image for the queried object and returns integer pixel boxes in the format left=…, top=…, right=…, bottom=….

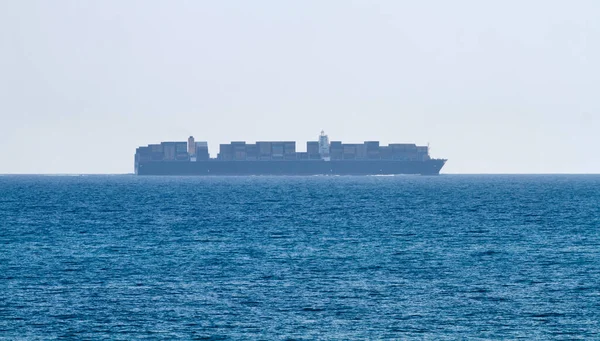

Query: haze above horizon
left=1, top=0, right=598, bottom=174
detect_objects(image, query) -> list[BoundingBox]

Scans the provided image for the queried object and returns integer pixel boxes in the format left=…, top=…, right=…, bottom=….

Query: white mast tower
left=318, top=130, right=330, bottom=161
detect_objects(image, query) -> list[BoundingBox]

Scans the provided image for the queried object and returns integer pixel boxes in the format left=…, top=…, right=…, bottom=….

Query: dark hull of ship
left=135, top=159, right=447, bottom=175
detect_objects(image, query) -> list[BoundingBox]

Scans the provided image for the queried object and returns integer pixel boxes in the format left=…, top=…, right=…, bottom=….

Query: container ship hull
left=135, top=159, right=446, bottom=176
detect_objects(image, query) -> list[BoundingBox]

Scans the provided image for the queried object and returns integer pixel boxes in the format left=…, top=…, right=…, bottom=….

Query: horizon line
left=1, top=173, right=599, bottom=176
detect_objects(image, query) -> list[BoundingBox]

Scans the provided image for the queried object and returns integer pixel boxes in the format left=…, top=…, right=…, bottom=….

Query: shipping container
left=138, top=155, right=151, bottom=162
left=233, top=145, right=246, bottom=153
left=218, top=153, right=233, bottom=161
left=219, top=144, right=233, bottom=154
left=175, top=152, right=189, bottom=161
left=196, top=150, right=210, bottom=160
left=330, top=144, right=343, bottom=159
left=151, top=152, right=164, bottom=161
left=234, top=151, right=246, bottom=160
left=392, top=151, right=409, bottom=160
left=343, top=145, right=356, bottom=153
left=283, top=142, right=296, bottom=154
left=379, top=146, right=393, bottom=160
left=388, top=143, right=417, bottom=152
left=150, top=144, right=163, bottom=153
left=246, top=144, right=258, bottom=158
left=271, top=143, right=284, bottom=157
left=356, top=145, right=367, bottom=159
left=162, top=143, right=177, bottom=160
left=137, top=146, right=151, bottom=155
left=367, top=150, right=380, bottom=159
left=218, top=144, right=233, bottom=161
left=175, top=142, right=187, bottom=153
left=364, top=141, right=380, bottom=150
left=334, top=143, right=348, bottom=160
left=389, top=144, right=406, bottom=151
left=137, top=147, right=152, bottom=161
left=257, top=142, right=272, bottom=156
left=307, top=141, right=319, bottom=155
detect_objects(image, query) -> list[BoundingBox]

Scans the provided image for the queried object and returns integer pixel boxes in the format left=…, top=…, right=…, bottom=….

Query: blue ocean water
left=1, top=175, right=599, bottom=340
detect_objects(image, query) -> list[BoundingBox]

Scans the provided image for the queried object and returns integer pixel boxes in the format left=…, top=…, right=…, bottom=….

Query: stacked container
left=149, top=144, right=164, bottom=161
left=257, top=142, right=272, bottom=160
left=136, top=147, right=152, bottom=162
left=330, top=141, right=343, bottom=160
left=342, top=144, right=356, bottom=159
left=379, top=146, right=392, bottom=160
left=246, top=144, right=258, bottom=161
left=365, top=141, right=380, bottom=160
left=218, top=144, right=233, bottom=161
left=284, top=142, right=296, bottom=160
left=161, top=142, right=177, bottom=161
left=232, top=141, right=246, bottom=161
left=196, top=141, right=210, bottom=160
left=139, top=136, right=433, bottom=164
left=307, top=141, right=319, bottom=159
left=356, top=144, right=367, bottom=160
left=271, top=142, right=284, bottom=160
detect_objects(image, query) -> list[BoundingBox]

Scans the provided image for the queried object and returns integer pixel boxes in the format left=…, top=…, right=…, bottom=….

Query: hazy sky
left=1, top=0, right=598, bottom=173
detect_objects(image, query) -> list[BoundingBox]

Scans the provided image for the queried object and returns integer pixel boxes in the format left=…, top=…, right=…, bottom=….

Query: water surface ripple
left=1, top=175, right=599, bottom=339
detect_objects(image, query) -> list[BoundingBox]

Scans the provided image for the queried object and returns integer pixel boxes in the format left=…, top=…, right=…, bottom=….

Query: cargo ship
left=135, top=131, right=447, bottom=175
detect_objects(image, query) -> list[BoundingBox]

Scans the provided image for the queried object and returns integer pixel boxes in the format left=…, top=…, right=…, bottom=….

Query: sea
left=1, top=175, right=599, bottom=340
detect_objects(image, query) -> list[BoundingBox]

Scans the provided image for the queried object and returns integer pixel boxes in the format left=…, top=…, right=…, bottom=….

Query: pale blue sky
left=1, top=0, right=598, bottom=173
